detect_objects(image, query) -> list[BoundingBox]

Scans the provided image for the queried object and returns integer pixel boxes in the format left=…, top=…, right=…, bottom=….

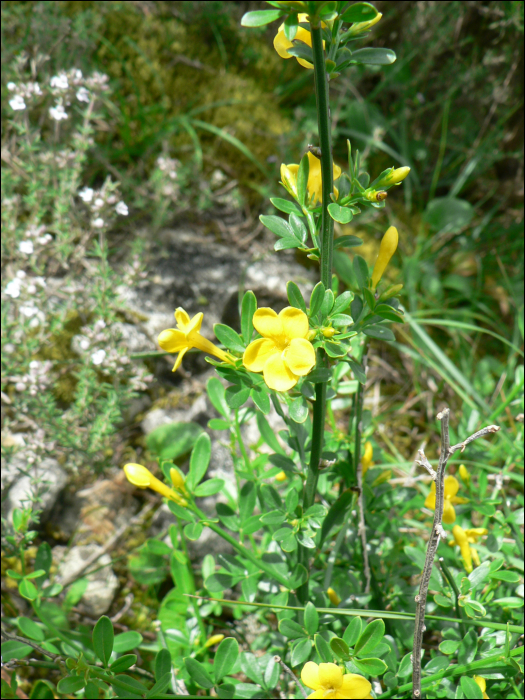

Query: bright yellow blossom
left=362, top=441, right=373, bottom=476
left=474, top=676, right=490, bottom=699
left=449, top=525, right=488, bottom=573
left=281, top=152, right=342, bottom=206
left=300, top=662, right=372, bottom=699
left=204, top=634, right=225, bottom=648
left=275, top=471, right=288, bottom=482
left=243, top=307, right=316, bottom=392
left=158, top=307, right=233, bottom=372
left=327, top=587, right=341, bottom=606
left=459, top=464, right=470, bottom=487
left=273, top=13, right=324, bottom=69
left=123, top=463, right=188, bottom=506
left=371, top=226, right=398, bottom=290
left=424, top=475, right=469, bottom=524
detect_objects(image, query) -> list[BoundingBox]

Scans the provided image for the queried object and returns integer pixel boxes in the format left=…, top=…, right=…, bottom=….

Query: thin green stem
left=233, top=410, right=252, bottom=475
left=438, top=557, right=466, bottom=638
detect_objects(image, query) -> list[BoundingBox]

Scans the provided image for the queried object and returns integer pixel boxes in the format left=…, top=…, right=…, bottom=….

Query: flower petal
left=243, top=338, right=278, bottom=373
left=301, top=662, right=320, bottom=691
left=424, top=481, right=436, bottom=510
left=175, top=307, right=191, bottom=329
left=273, top=29, right=293, bottom=59
left=318, top=663, right=343, bottom=690
left=280, top=306, right=310, bottom=340
left=263, top=353, right=298, bottom=392
left=253, top=308, right=284, bottom=343
left=442, top=499, right=456, bottom=524
left=186, top=311, right=204, bottom=335
left=306, top=692, right=324, bottom=699
left=444, top=475, right=459, bottom=499
left=284, top=337, right=316, bottom=375
left=339, top=673, right=372, bottom=699
left=158, top=329, right=189, bottom=353
left=172, top=347, right=188, bottom=372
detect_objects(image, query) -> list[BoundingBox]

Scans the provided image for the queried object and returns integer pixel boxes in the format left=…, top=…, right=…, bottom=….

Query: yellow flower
left=158, top=307, right=232, bottom=372
left=273, top=13, right=324, bottom=69
left=459, top=464, right=470, bottom=487
left=346, top=13, right=382, bottom=37
left=204, top=634, right=225, bottom=648
left=327, top=587, right=341, bottom=606
left=474, top=676, right=490, bottom=699
left=424, top=475, right=469, bottom=525
left=281, top=152, right=342, bottom=206
left=300, top=662, right=372, bottom=699
left=449, top=525, right=487, bottom=573
left=275, top=470, right=288, bottom=482
left=362, top=441, right=373, bottom=477
left=375, top=166, right=411, bottom=188
left=243, top=307, right=316, bottom=392
left=371, top=226, right=398, bottom=290
left=123, top=463, right=188, bottom=506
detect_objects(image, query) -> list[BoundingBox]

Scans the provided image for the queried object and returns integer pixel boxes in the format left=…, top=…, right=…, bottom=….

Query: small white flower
left=7, top=82, right=16, bottom=91
left=15, top=382, right=27, bottom=392
left=37, top=234, right=53, bottom=245
left=9, top=95, right=26, bottom=111
left=93, top=197, right=104, bottom=209
left=76, top=87, right=90, bottom=103
left=80, top=338, right=90, bottom=350
left=79, top=187, right=95, bottom=202
left=115, top=201, right=129, bottom=216
left=49, top=103, right=68, bottom=121
left=71, top=69, right=83, bottom=82
left=91, top=349, right=106, bottom=365
left=18, top=240, right=34, bottom=255
left=92, top=217, right=104, bottom=229
left=5, top=279, right=22, bottom=298
left=20, top=305, right=38, bottom=317
left=50, top=74, right=68, bottom=89
left=16, top=270, right=27, bottom=279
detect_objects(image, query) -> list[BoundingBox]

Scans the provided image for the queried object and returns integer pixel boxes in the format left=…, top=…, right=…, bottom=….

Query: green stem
left=233, top=410, right=252, bottom=475
left=438, top=557, right=467, bottom=637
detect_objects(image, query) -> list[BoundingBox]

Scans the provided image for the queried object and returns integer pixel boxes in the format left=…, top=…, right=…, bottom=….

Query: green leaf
left=225, top=385, right=251, bottom=409
left=187, top=433, right=211, bottom=490
left=287, top=281, right=307, bottom=313
left=193, top=478, right=225, bottom=497
left=260, top=510, right=287, bottom=526
left=439, top=640, right=460, bottom=655
left=269, top=453, right=296, bottom=472
left=286, top=43, right=314, bottom=64
left=241, top=290, right=257, bottom=344
left=353, top=255, right=369, bottom=289
left=259, top=484, right=284, bottom=510
left=251, top=386, right=270, bottom=414
left=184, top=522, right=203, bottom=540
left=214, top=637, right=239, bottom=683
left=214, top=324, right=245, bottom=353
left=343, top=617, right=362, bottom=648
left=328, top=203, right=354, bottom=224
left=363, top=324, right=395, bottom=341
left=320, top=489, right=354, bottom=547
left=334, top=235, right=362, bottom=249
left=185, top=657, right=214, bottom=689
left=281, top=533, right=298, bottom=552
left=0, top=639, right=32, bottom=662
left=468, top=561, right=490, bottom=589
left=208, top=418, right=230, bottom=430
left=351, top=47, right=396, bottom=65
left=330, top=637, right=351, bottom=660
left=271, top=197, right=303, bottom=216
left=291, top=638, right=313, bottom=667
left=320, top=290, right=335, bottom=318
left=352, top=657, right=388, bottom=676
left=308, top=368, right=331, bottom=383
left=279, top=618, right=306, bottom=639
left=309, top=282, right=326, bottom=317
left=332, top=292, right=354, bottom=315
left=241, top=9, right=283, bottom=27
left=489, top=570, right=521, bottom=583
left=339, top=2, right=378, bottom=22
left=216, top=503, right=239, bottom=531
left=374, top=304, right=404, bottom=323
left=260, top=214, right=294, bottom=238
left=397, top=652, right=413, bottom=677
left=424, top=197, right=474, bottom=233
left=289, top=397, right=309, bottom=423
left=362, top=287, right=376, bottom=311
left=205, top=572, right=234, bottom=592
left=289, top=563, right=308, bottom=589
left=348, top=359, right=367, bottom=384
left=314, top=634, right=333, bottom=663
left=289, top=213, right=308, bottom=244
left=275, top=237, right=303, bottom=251
left=434, top=593, right=453, bottom=608
left=110, top=654, right=138, bottom=673
left=146, top=421, right=203, bottom=461
left=257, top=412, right=285, bottom=454
left=304, top=602, right=319, bottom=636
left=239, top=482, right=256, bottom=524
left=460, top=676, right=484, bottom=699
left=355, top=619, right=385, bottom=656
left=207, top=377, right=230, bottom=418
left=93, top=616, right=114, bottom=667
left=297, top=152, right=310, bottom=207
left=324, top=341, right=347, bottom=358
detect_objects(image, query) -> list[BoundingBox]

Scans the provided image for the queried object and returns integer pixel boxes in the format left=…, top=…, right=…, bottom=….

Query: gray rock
left=3, top=457, right=68, bottom=525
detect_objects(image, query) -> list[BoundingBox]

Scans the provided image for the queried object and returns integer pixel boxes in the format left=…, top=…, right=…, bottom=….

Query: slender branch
left=411, top=409, right=500, bottom=699
left=274, top=655, right=308, bottom=699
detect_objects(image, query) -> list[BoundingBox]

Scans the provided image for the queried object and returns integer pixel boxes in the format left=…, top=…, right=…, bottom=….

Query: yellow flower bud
left=275, top=471, right=287, bottom=482
left=371, top=226, right=399, bottom=290
left=347, top=13, right=382, bottom=36
left=322, top=327, right=336, bottom=338
left=204, top=634, right=225, bottom=648
left=124, top=463, right=188, bottom=506
left=362, top=441, right=373, bottom=476
left=389, top=166, right=411, bottom=184
left=308, top=329, right=317, bottom=341
left=327, top=587, right=341, bottom=606
left=459, top=464, right=470, bottom=487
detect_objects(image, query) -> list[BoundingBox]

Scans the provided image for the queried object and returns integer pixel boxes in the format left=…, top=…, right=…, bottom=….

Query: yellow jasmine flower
left=204, top=634, right=225, bottom=648
left=346, top=13, right=382, bottom=37
left=281, top=152, right=342, bottom=206
left=243, top=307, right=316, bottom=392
left=300, top=662, right=372, bottom=699
left=474, top=676, right=490, bottom=699
left=371, top=226, right=398, bottom=290
left=459, top=464, right=470, bottom=487
left=449, top=524, right=488, bottom=573
left=424, top=475, right=469, bottom=524
left=158, top=307, right=232, bottom=372
left=123, top=463, right=188, bottom=506
left=275, top=470, right=288, bottom=482
left=362, top=441, right=373, bottom=477
left=273, top=13, right=324, bottom=69
left=327, top=587, right=341, bottom=606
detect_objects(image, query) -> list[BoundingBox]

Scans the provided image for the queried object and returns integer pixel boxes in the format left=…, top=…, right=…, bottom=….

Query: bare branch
left=415, top=449, right=437, bottom=479
left=274, top=656, right=308, bottom=699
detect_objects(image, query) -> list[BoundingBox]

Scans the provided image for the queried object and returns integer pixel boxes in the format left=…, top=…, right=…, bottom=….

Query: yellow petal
left=318, top=663, right=343, bottom=690
left=158, top=328, right=188, bottom=353
left=424, top=481, right=436, bottom=510
left=263, top=353, right=298, bottom=391
left=253, top=308, right=284, bottom=342
left=170, top=467, right=185, bottom=491
left=280, top=306, right=310, bottom=340
left=297, top=58, right=314, bottom=69
left=243, top=338, right=278, bottom=373
left=172, top=347, right=188, bottom=372
left=474, top=676, right=486, bottom=694
left=306, top=692, right=324, bottom=699
left=175, top=307, right=191, bottom=328
left=464, top=528, right=488, bottom=542
left=444, top=475, right=460, bottom=499
left=327, top=587, right=341, bottom=606
left=451, top=495, right=469, bottom=505
left=301, top=662, right=321, bottom=691
left=371, top=226, right=398, bottom=289
left=284, top=337, right=316, bottom=376
left=281, top=163, right=298, bottom=196
left=442, top=499, right=456, bottom=524
left=275, top=470, right=287, bottom=482
left=362, top=441, right=373, bottom=473
left=186, top=311, right=204, bottom=335
left=460, top=542, right=473, bottom=572
left=452, top=524, right=468, bottom=545
left=124, top=463, right=152, bottom=488
left=459, top=464, right=470, bottom=487
left=339, top=674, right=372, bottom=699
left=273, top=28, right=293, bottom=59
left=471, top=547, right=480, bottom=568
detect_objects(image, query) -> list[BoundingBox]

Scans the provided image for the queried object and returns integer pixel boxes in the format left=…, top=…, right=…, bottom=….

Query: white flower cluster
left=7, top=80, right=43, bottom=110
left=155, top=156, right=181, bottom=197
left=16, top=223, right=53, bottom=259
left=4, top=270, right=46, bottom=300
left=11, top=360, right=54, bottom=396
left=78, top=178, right=128, bottom=230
